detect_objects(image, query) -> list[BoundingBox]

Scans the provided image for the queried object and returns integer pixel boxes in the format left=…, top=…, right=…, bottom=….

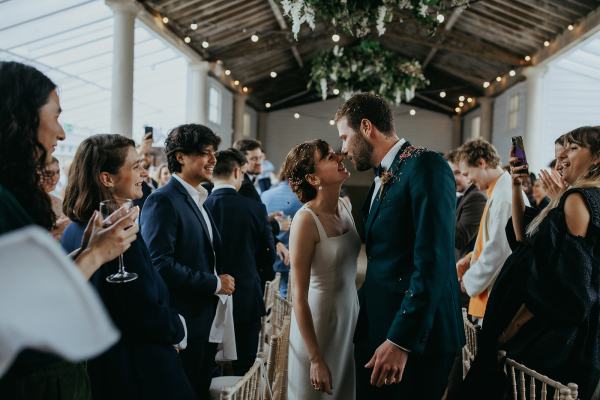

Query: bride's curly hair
left=282, top=139, right=329, bottom=203
left=0, top=62, right=56, bottom=230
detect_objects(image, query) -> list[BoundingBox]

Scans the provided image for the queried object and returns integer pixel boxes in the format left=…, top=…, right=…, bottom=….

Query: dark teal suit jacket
left=356, top=143, right=465, bottom=356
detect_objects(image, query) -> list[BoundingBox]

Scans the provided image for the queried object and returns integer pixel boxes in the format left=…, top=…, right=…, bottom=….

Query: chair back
left=219, top=358, right=263, bottom=400
left=265, top=315, right=291, bottom=400
left=259, top=273, right=283, bottom=354
left=272, top=294, right=292, bottom=335
left=500, top=351, right=579, bottom=400
left=462, top=308, right=480, bottom=377
left=264, top=272, right=281, bottom=312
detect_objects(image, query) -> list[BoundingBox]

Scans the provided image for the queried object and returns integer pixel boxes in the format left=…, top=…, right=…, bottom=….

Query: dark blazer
left=204, top=187, right=276, bottom=323
left=357, top=143, right=465, bottom=356
left=61, top=222, right=194, bottom=400
left=238, top=173, right=261, bottom=203
left=140, top=177, right=222, bottom=341
left=455, top=184, right=487, bottom=260
left=133, top=181, right=154, bottom=210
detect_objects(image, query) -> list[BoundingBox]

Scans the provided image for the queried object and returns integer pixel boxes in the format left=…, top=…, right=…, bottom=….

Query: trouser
left=180, top=339, right=217, bottom=399
left=231, top=320, right=261, bottom=376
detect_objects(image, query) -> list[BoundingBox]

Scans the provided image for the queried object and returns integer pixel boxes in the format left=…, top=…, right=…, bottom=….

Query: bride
left=282, top=139, right=360, bottom=399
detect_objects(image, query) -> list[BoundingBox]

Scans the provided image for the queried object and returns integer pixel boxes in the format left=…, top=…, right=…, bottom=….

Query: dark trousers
left=232, top=320, right=261, bottom=376
left=355, top=343, right=456, bottom=400
left=180, top=339, right=217, bottom=399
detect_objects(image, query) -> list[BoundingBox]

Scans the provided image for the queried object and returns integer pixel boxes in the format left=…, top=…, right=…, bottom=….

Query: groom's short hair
left=335, top=93, right=394, bottom=136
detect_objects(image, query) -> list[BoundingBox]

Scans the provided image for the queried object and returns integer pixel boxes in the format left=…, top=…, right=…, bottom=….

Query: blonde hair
left=526, top=127, right=600, bottom=236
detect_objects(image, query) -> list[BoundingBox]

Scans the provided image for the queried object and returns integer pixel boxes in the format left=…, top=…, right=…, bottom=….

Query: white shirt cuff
left=214, top=275, right=221, bottom=294
left=175, top=314, right=187, bottom=350
left=387, top=339, right=410, bottom=353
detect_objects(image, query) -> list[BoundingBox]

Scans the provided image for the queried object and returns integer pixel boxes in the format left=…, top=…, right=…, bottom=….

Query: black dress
left=462, top=187, right=600, bottom=400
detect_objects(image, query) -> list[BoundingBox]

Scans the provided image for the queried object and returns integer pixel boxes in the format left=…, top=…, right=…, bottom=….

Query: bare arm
left=509, top=157, right=528, bottom=242
left=289, top=210, right=332, bottom=393
left=564, top=192, right=590, bottom=237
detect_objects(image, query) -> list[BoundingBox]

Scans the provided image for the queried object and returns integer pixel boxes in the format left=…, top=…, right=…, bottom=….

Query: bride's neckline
left=303, top=203, right=353, bottom=239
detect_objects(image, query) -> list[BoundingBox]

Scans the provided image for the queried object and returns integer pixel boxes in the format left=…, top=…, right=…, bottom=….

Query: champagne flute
left=99, top=199, right=138, bottom=283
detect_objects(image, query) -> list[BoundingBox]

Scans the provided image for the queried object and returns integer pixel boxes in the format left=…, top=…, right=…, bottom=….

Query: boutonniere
left=378, top=170, right=398, bottom=197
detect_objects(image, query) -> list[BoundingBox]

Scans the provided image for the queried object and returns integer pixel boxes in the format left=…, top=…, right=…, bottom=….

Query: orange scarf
left=468, top=176, right=499, bottom=318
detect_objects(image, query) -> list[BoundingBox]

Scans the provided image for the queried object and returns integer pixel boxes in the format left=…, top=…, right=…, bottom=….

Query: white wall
left=205, top=76, right=234, bottom=149
left=244, top=105, right=258, bottom=139
left=462, top=107, right=481, bottom=142
left=491, top=81, right=527, bottom=166
left=262, top=98, right=454, bottom=186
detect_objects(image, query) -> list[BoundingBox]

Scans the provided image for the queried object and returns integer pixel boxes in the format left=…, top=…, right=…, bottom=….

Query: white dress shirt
left=212, top=184, right=237, bottom=192
left=172, top=173, right=221, bottom=293
left=370, top=138, right=406, bottom=210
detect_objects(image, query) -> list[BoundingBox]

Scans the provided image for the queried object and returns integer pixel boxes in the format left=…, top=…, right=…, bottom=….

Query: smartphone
left=511, top=136, right=529, bottom=174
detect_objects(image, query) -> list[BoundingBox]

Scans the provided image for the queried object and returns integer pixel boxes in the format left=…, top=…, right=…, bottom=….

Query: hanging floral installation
left=281, top=0, right=470, bottom=39
left=309, top=40, right=428, bottom=104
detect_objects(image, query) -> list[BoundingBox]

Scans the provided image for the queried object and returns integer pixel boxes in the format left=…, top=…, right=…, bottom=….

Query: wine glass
left=99, top=199, right=138, bottom=284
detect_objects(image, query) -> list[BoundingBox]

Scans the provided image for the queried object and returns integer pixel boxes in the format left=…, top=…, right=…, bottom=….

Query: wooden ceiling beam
left=267, top=0, right=303, bottom=68
left=502, top=0, right=581, bottom=23
left=177, top=1, right=268, bottom=25
left=422, top=5, right=466, bottom=68
left=481, top=1, right=566, bottom=31
left=455, top=15, right=535, bottom=54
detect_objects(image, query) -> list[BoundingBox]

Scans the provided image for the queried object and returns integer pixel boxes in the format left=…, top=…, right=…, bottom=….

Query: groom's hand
left=365, top=340, right=408, bottom=387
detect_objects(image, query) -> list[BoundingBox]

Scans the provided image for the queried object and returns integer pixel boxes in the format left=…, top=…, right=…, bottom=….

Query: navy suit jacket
left=205, top=188, right=275, bottom=324
left=140, top=177, right=222, bottom=341
left=61, top=222, right=194, bottom=400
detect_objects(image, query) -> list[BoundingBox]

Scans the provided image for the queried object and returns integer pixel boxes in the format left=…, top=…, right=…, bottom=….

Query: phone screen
left=511, top=136, right=529, bottom=174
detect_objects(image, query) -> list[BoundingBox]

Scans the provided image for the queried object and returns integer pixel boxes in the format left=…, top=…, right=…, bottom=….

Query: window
left=508, top=94, right=519, bottom=130
left=208, top=87, right=222, bottom=124
left=471, top=116, right=481, bottom=139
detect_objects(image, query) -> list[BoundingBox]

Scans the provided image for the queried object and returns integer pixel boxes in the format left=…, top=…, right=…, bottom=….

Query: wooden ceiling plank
left=485, top=0, right=571, bottom=28
left=422, top=5, right=466, bottom=68
left=463, top=7, right=549, bottom=43
left=178, top=0, right=267, bottom=25
left=505, top=0, right=582, bottom=22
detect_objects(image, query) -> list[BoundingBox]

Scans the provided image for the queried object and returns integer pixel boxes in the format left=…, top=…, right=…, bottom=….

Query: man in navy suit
left=205, top=148, right=276, bottom=375
left=140, top=124, right=235, bottom=398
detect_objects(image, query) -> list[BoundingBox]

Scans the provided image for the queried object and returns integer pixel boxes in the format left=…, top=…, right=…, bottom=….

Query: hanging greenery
left=309, top=40, right=429, bottom=105
left=281, top=0, right=470, bottom=39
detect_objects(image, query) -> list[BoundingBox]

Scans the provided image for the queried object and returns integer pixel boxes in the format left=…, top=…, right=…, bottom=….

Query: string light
left=568, top=25, right=574, bottom=31
left=436, top=14, right=445, bottom=23
left=234, top=80, right=240, bottom=86
left=242, top=86, right=248, bottom=93
left=524, top=55, right=531, bottom=62
left=467, top=97, right=473, bottom=103
left=251, top=34, right=259, bottom=42
left=162, top=16, right=169, bottom=24
left=409, top=109, right=416, bottom=116
left=225, top=69, right=231, bottom=76
left=459, top=95, right=465, bottom=102
left=455, top=107, right=461, bottom=113
left=483, top=81, right=490, bottom=88
left=294, top=113, right=300, bottom=119
left=544, top=40, right=550, bottom=47
left=509, top=70, right=516, bottom=77
left=184, top=36, right=191, bottom=44
left=190, top=22, right=198, bottom=30
left=332, top=88, right=340, bottom=95
left=459, top=101, right=464, bottom=107
left=439, top=91, right=446, bottom=98
left=270, top=71, right=277, bottom=78
left=496, top=76, right=502, bottom=82
left=202, top=41, right=209, bottom=48
left=329, top=119, right=335, bottom=125
left=332, top=34, right=340, bottom=42
left=265, top=102, right=271, bottom=108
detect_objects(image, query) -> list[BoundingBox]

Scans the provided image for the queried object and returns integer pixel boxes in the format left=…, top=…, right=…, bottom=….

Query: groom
left=336, top=93, right=464, bottom=399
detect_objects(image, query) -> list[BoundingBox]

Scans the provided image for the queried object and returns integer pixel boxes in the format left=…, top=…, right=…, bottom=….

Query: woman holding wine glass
left=61, top=134, right=195, bottom=400
left=0, top=61, right=139, bottom=400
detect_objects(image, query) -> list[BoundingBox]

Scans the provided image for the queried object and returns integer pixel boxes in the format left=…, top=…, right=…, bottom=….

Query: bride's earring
left=318, top=185, right=322, bottom=191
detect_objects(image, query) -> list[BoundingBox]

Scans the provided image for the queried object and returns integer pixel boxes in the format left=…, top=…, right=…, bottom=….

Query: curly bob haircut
left=335, top=92, right=394, bottom=136
left=458, top=138, right=501, bottom=169
left=165, top=124, right=221, bottom=173
left=282, top=139, right=330, bottom=203
left=0, top=61, right=57, bottom=230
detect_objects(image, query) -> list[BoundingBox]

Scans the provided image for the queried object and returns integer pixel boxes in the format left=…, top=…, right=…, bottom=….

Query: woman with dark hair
left=461, top=126, right=600, bottom=400
left=61, top=134, right=195, bottom=400
left=0, top=61, right=139, bottom=399
left=283, top=140, right=360, bottom=400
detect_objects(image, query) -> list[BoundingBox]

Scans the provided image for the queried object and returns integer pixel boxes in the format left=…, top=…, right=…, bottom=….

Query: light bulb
left=242, top=86, right=248, bottom=93
left=544, top=40, right=550, bottom=47
left=265, top=102, right=271, bottom=108
left=568, top=24, right=574, bottom=31
left=439, top=91, right=446, bottom=98
left=524, top=55, right=531, bottom=62
left=294, top=113, right=300, bottom=119
left=251, top=34, right=259, bottom=42
left=459, top=102, right=464, bottom=107
left=184, top=36, right=191, bottom=44
left=459, top=95, right=465, bottom=102
left=467, top=97, right=473, bottom=103
left=225, top=69, right=231, bottom=76
left=202, top=41, right=209, bottom=48
left=190, top=22, right=198, bottom=30
left=496, top=76, right=502, bottom=82
left=270, top=71, right=277, bottom=78
left=333, top=88, right=340, bottom=95
left=436, top=14, right=445, bottom=23
left=409, top=109, right=416, bottom=116
left=162, top=16, right=169, bottom=24
left=509, top=70, right=516, bottom=77
left=483, top=81, right=490, bottom=88
left=234, top=80, right=240, bottom=86
left=455, top=107, right=461, bottom=113
left=332, top=34, right=340, bottom=43
left=329, top=120, right=335, bottom=126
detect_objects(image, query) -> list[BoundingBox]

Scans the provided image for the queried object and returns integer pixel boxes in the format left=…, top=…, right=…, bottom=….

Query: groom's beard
left=349, top=133, right=374, bottom=172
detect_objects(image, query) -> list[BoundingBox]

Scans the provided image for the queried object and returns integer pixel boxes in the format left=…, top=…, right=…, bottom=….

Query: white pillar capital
left=105, top=0, right=142, bottom=15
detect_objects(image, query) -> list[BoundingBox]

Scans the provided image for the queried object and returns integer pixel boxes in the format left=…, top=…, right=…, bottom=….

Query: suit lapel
left=171, top=178, right=214, bottom=251
left=362, top=182, right=375, bottom=224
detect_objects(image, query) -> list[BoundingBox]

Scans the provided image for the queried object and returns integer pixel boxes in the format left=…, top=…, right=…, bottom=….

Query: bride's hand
left=310, top=357, right=333, bottom=395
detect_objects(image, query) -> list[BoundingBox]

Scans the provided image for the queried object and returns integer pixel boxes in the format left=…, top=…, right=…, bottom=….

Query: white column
left=523, top=65, right=548, bottom=171
left=106, top=0, right=140, bottom=138
left=452, top=114, right=462, bottom=148
left=233, top=93, right=247, bottom=143
left=477, top=96, right=494, bottom=142
left=186, top=61, right=210, bottom=124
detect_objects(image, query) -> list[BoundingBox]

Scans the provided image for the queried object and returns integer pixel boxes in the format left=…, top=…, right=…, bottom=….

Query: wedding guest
left=462, top=127, right=600, bottom=400
left=154, top=163, right=171, bottom=187
left=140, top=124, right=235, bottom=398
left=61, top=134, right=195, bottom=400
left=0, top=61, right=138, bottom=400
left=133, top=159, right=156, bottom=210
left=532, top=178, right=550, bottom=210
left=456, top=139, right=529, bottom=321
left=205, top=148, right=275, bottom=375
left=445, top=149, right=487, bottom=261
left=41, top=157, right=71, bottom=239
left=261, top=169, right=303, bottom=297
